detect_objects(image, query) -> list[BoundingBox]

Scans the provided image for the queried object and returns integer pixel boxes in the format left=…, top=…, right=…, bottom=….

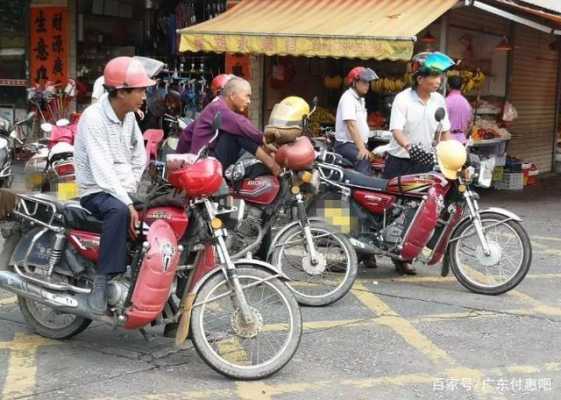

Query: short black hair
left=106, top=86, right=134, bottom=99
left=448, top=75, right=463, bottom=90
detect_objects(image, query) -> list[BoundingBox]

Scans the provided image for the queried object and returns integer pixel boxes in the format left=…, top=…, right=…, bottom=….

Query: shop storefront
left=179, top=0, right=561, bottom=185
left=0, top=0, right=29, bottom=120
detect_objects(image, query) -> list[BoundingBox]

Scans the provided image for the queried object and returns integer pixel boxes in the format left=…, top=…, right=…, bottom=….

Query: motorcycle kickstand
left=139, top=328, right=153, bottom=342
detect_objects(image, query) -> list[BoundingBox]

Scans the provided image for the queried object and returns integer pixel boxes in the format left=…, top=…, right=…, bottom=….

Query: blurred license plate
left=57, top=181, right=78, bottom=201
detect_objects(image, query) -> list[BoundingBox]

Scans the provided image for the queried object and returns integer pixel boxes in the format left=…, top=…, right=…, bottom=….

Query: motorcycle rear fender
left=266, top=217, right=327, bottom=260
left=449, top=207, right=522, bottom=243
left=189, top=259, right=289, bottom=298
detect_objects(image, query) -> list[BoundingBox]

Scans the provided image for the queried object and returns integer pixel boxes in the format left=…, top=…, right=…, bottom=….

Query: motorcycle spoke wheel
left=18, top=297, right=91, bottom=339
left=271, top=223, right=358, bottom=306
left=449, top=213, right=531, bottom=295
left=190, top=267, right=302, bottom=380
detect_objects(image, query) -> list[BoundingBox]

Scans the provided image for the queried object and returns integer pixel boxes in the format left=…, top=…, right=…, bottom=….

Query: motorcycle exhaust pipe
left=0, top=271, right=114, bottom=325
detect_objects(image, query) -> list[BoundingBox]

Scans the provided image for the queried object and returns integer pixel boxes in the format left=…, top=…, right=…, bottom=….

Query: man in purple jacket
left=177, top=77, right=281, bottom=175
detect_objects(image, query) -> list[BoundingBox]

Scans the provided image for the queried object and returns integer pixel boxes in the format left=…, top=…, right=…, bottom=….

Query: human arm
left=345, top=120, right=371, bottom=160
left=131, top=119, right=147, bottom=185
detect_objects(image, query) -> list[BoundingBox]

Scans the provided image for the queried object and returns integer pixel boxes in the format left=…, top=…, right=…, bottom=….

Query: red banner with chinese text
left=225, top=54, right=252, bottom=80
left=29, top=6, right=69, bottom=85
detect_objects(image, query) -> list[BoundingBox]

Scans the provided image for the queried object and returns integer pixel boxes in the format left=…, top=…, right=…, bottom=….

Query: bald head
left=222, top=77, right=252, bottom=114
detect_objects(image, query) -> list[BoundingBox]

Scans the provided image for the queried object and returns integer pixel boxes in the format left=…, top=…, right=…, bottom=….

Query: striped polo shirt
left=74, top=93, right=146, bottom=206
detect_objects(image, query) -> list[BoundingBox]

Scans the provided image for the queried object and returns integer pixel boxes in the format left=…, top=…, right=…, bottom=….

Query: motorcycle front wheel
left=448, top=212, right=532, bottom=295
left=270, top=222, right=358, bottom=306
left=190, top=266, right=302, bottom=380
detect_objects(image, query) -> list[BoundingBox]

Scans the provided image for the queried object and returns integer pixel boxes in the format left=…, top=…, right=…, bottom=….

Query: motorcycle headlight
left=299, top=170, right=320, bottom=193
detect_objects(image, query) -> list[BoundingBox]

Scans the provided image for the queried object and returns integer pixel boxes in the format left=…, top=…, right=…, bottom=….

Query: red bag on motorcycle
left=49, top=124, right=77, bottom=148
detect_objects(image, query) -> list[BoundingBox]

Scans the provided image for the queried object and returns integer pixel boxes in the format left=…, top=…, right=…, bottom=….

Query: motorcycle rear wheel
left=448, top=212, right=532, bottom=295
left=190, top=266, right=302, bottom=380
left=18, top=297, right=91, bottom=339
left=270, top=222, right=358, bottom=306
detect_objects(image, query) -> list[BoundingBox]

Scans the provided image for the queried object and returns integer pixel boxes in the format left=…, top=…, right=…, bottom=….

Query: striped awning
left=178, top=0, right=459, bottom=61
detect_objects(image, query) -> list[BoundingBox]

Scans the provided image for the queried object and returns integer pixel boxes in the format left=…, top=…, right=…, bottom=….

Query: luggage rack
left=12, top=193, right=64, bottom=232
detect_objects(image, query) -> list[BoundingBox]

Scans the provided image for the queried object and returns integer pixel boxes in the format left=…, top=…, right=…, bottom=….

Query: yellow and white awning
left=178, top=0, right=459, bottom=61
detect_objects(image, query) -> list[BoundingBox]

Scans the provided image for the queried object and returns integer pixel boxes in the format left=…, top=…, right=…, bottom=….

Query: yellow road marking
left=359, top=272, right=561, bottom=285
left=508, top=290, right=561, bottom=316
left=533, top=235, right=561, bottom=242
left=0, top=296, right=17, bottom=306
left=0, top=333, right=59, bottom=400
left=531, top=241, right=561, bottom=257
left=107, top=357, right=561, bottom=400
left=352, top=282, right=456, bottom=367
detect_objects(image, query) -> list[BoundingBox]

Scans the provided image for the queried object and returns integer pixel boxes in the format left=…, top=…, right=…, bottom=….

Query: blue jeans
left=334, top=141, right=372, bottom=175
left=80, top=193, right=129, bottom=275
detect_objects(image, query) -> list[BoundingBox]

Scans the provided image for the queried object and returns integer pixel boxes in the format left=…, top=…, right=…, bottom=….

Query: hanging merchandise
left=323, top=75, right=343, bottom=90
left=269, top=57, right=295, bottom=89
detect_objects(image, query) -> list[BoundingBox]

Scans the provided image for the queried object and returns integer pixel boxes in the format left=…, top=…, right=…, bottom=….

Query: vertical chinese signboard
left=30, top=6, right=69, bottom=84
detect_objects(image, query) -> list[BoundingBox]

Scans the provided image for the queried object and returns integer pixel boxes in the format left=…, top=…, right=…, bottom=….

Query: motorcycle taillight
left=54, top=162, right=74, bottom=177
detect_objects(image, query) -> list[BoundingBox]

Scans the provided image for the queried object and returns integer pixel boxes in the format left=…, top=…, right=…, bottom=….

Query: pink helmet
left=211, top=74, right=234, bottom=97
left=104, top=57, right=156, bottom=90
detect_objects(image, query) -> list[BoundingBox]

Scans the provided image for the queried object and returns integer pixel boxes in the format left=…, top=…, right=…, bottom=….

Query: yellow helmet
left=436, top=140, right=467, bottom=180
left=267, top=96, right=310, bottom=130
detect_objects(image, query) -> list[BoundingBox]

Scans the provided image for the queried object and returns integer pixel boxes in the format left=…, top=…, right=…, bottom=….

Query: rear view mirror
left=435, top=107, right=446, bottom=122
left=213, top=112, right=222, bottom=131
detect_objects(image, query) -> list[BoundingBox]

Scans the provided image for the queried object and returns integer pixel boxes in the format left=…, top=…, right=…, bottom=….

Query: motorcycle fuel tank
left=143, top=206, right=189, bottom=241
left=124, top=219, right=180, bottom=329
left=386, top=173, right=450, bottom=197
left=236, top=175, right=280, bottom=206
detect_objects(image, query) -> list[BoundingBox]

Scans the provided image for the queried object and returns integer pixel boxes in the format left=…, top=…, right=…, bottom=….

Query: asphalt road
left=1, top=175, right=560, bottom=400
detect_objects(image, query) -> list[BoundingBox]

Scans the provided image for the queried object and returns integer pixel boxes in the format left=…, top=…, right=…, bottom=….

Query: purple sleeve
left=221, top=108, right=263, bottom=144
left=176, top=122, right=194, bottom=154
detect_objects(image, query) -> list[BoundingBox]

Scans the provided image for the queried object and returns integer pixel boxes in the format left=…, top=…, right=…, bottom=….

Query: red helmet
left=345, top=67, right=379, bottom=86
left=211, top=74, right=234, bottom=97
left=104, top=57, right=156, bottom=90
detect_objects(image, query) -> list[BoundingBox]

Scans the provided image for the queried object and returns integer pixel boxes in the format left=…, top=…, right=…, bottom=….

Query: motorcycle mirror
left=213, top=112, right=222, bottom=131
left=41, top=123, right=53, bottom=133
left=56, top=118, right=70, bottom=127
left=435, top=107, right=446, bottom=122
left=312, top=96, right=318, bottom=108
left=26, top=111, right=36, bottom=121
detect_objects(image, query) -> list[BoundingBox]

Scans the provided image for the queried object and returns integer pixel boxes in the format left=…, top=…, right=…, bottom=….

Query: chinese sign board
left=30, top=6, right=69, bottom=84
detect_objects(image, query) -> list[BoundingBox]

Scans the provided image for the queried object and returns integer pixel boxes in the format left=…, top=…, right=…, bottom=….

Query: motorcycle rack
left=11, top=194, right=91, bottom=294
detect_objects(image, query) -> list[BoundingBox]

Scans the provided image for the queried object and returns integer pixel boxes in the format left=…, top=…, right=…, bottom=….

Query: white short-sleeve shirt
left=387, top=88, right=451, bottom=158
left=335, top=88, right=370, bottom=144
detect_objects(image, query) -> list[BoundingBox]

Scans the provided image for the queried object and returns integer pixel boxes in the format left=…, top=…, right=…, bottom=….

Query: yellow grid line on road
left=100, top=356, right=561, bottom=400
left=0, top=333, right=59, bottom=400
left=0, top=296, right=17, bottom=306
left=351, top=281, right=506, bottom=400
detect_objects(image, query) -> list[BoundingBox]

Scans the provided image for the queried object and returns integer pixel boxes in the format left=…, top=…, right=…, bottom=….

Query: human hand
left=129, top=205, right=140, bottom=239
left=357, top=147, right=371, bottom=160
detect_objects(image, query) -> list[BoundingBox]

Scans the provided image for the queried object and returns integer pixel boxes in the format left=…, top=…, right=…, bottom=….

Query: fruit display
left=370, top=74, right=410, bottom=93
left=323, top=75, right=343, bottom=90
left=367, top=112, right=386, bottom=128
left=470, top=120, right=511, bottom=142
left=308, top=106, right=336, bottom=137
left=449, top=69, right=486, bottom=94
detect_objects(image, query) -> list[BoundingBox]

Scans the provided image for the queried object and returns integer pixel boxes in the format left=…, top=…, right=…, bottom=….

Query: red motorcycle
left=0, top=114, right=302, bottom=379
left=224, top=136, right=358, bottom=307
left=311, top=112, right=531, bottom=295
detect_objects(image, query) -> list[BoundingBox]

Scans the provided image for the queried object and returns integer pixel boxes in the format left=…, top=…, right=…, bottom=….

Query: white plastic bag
left=502, top=101, right=518, bottom=122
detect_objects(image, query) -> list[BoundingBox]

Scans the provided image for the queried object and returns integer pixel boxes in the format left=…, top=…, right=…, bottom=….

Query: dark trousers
left=334, top=141, right=372, bottom=175
left=212, top=133, right=259, bottom=171
left=382, top=154, right=433, bottom=179
left=81, top=193, right=129, bottom=275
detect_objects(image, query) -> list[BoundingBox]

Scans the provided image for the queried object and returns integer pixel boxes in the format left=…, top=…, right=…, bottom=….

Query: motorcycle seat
left=343, top=170, right=388, bottom=191
left=26, top=193, right=104, bottom=233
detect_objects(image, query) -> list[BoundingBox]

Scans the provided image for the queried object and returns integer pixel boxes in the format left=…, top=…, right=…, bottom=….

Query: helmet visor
left=359, top=68, right=379, bottom=82
left=421, top=52, right=455, bottom=75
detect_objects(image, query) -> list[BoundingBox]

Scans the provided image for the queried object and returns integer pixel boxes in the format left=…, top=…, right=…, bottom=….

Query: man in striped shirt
left=75, top=57, right=153, bottom=314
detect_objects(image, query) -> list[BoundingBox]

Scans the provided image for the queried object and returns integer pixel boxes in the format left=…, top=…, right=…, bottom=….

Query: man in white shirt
left=384, top=52, right=455, bottom=180
left=75, top=56, right=153, bottom=314
left=334, top=67, right=378, bottom=175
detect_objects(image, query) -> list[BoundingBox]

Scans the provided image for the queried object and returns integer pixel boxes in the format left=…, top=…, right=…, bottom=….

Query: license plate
left=57, top=181, right=78, bottom=201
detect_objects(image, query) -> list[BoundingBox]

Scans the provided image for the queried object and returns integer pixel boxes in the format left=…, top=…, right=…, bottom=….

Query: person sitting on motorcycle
left=383, top=52, right=455, bottom=180
left=75, top=56, right=153, bottom=314
left=334, top=67, right=379, bottom=175
left=176, top=77, right=281, bottom=175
